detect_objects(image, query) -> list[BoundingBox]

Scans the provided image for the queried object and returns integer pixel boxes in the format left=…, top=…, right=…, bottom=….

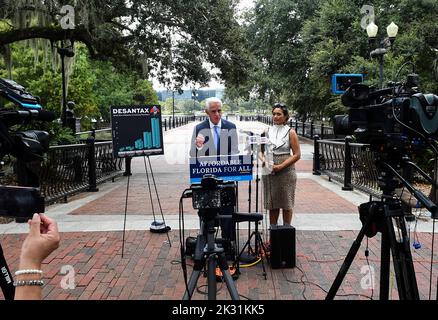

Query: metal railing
left=0, top=114, right=200, bottom=203
left=240, top=115, right=337, bottom=140
left=37, top=139, right=124, bottom=204
left=75, top=115, right=201, bottom=140
left=313, top=135, right=381, bottom=197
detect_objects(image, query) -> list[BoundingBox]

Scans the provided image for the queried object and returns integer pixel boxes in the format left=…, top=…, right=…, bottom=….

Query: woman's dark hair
left=272, top=103, right=289, bottom=122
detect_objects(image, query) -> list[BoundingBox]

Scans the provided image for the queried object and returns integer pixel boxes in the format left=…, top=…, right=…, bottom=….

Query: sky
left=152, top=0, right=255, bottom=92
left=237, top=0, right=255, bottom=12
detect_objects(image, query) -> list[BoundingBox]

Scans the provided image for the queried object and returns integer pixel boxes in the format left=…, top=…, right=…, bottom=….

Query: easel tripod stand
left=121, top=155, right=171, bottom=257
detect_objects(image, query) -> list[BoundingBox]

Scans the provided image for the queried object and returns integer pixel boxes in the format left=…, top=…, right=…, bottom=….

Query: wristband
left=15, top=269, right=43, bottom=276
left=13, top=279, right=44, bottom=287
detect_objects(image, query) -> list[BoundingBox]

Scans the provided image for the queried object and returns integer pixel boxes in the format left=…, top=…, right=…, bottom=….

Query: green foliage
left=233, top=0, right=438, bottom=122
left=46, top=122, right=77, bottom=145
left=0, top=0, right=250, bottom=90
left=133, top=79, right=159, bottom=105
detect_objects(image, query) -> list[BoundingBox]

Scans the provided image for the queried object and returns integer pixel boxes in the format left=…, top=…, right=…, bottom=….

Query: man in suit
left=189, top=97, right=239, bottom=242
left=190, top=97, right=239, bottom=158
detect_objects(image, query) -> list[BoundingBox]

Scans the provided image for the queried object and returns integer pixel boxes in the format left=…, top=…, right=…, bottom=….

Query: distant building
left=157, top=88, right=224, bottom=102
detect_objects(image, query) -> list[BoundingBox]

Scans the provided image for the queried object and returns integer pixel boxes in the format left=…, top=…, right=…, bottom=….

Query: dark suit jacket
left=189, top=119, right=239, bottom=158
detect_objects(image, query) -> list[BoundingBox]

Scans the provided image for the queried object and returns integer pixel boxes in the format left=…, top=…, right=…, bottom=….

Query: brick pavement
left=1, top=119, right=437, bottom=300
left=1, top=230, right=436, bottom=300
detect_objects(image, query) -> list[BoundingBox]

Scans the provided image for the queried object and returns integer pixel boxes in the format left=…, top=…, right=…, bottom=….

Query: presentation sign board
left=189, top=155, right=253, bottom=183
left=111, top=105, right=164, bottom=158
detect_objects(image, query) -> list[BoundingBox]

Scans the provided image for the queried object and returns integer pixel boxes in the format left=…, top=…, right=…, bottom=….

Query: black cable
left=179, top=189, right=191, bottom=299
left=238, top=293, right=251, bottom=300
left=393, top=61, right=416, bottom=85
left=283, top=265, right=373, bottom=300
left=389, top=61, right=438, bottom=156
left=391, top=101, right=438, bottom=156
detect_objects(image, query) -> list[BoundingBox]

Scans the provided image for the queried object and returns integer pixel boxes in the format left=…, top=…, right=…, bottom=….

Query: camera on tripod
left=183, top=174, right=240, bottom=300
left=191, top=174, right=236, bottom=215
left=326, top=66, right=438, bottom=300
left=0, top=78, right=55, bottom=219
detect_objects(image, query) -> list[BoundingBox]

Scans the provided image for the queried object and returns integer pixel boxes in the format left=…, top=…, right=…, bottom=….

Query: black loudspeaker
left=269, top=225, right=296, bottom=269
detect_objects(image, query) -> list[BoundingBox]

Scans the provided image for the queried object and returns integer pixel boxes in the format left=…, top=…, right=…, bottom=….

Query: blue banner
left=189, top=154, right=253, bottom=183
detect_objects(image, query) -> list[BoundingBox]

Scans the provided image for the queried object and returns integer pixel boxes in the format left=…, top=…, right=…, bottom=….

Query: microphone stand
left=239, top=132, right=264, bottom=263
left=239, top=132, right=257, bottom=263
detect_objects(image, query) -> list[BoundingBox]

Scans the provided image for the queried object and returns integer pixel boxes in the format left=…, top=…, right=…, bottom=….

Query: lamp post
left=172, top=90, right=175, bottom=128
left=192, top=89, right=197, bottom=112
left=366, top=21, right=399, bottom=89
left=57, top=42, right=75, bottom=126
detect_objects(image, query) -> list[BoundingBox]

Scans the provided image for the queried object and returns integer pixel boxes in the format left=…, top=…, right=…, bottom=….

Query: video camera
left=191, top=174, right=236, bottom=214
left=333, top=72, right=438, bottom=153
left=0, top=78, right=55, bottom=219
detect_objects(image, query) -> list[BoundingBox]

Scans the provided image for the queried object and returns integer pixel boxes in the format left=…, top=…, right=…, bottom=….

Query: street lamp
left=56, top=41, right=75, bottom=126
left=366, top=21, right=399, bottom=88
left=192, top=89, right=197, bottom=112
left=172, top=90, right=175, bottom=128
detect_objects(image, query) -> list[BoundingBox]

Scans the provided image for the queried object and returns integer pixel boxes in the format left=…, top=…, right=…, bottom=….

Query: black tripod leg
left=385, top=215, right=419, bottom=300
left=217, top=253, right=240, bottom=300
left=237, top=232, right=256, bottom=260
left=183, top=255, right=206, bottom=300
left=207, top=254, right=217, bottom=300
left=183, top=269, right=203, bottom=300
left=380, top=228, right=390, bottom=300
left=326, top=216, right=374, bottom=300
left=256, top=233, right=267, bottom=280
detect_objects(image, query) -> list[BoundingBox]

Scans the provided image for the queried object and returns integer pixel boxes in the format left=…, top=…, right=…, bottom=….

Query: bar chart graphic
left=111, top=105, right=164, bottom=158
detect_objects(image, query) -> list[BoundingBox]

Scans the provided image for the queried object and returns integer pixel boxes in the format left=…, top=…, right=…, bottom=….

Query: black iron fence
left=39, top=139, right=124, bottom=204
left=0, top=114, right=200, bottom=204
left=240, top=116, right=381, bottom=197
left=76, top=115, right=201, bottom=140
left=240, top=115, right=337, bottom=140
left=313, top=136, right=381, bottom=197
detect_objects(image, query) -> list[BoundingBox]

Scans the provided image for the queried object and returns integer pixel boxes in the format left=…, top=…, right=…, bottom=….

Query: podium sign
left=111, top=105, right=164, bottom=158
left=189, top=155, right=253, bottom=183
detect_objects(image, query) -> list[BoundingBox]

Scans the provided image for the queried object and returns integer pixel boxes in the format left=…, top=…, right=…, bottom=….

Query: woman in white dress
left=262, top=103, right=301, bottom=226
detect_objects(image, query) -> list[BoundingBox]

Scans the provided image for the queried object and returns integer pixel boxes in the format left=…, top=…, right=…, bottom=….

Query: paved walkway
left=1, top=118, right=437, bottom=300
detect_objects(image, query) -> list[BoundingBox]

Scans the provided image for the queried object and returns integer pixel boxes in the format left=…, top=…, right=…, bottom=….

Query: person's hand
left=272, top=164, right=283, bottom=173
left=195, top=133, right=205, bottom=148
left=19, top=213, right=60, bottom=269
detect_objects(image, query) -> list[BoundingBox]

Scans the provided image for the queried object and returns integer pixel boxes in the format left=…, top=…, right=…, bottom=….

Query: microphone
left=0, top=109, right=56, bottom=126
left=239, top=129, right=254, bottom=136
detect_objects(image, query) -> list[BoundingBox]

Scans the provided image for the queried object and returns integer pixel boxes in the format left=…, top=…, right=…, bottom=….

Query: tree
left=240, top=0, right=438, bottom=121
left=0, top=0, right=250, bottom=90
left=133, top=79, right=159, bottom=105
left=241, top=0, right=320, bottom=112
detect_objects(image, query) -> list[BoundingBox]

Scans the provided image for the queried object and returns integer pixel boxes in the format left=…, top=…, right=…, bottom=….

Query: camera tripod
left=326, top=161, right=433, bottom=300
left=183, top=213, right=240, bottom=300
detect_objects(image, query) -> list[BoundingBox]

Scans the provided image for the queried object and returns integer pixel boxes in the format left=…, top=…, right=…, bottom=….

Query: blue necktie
left=213, top=126, right=220, bottom=151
